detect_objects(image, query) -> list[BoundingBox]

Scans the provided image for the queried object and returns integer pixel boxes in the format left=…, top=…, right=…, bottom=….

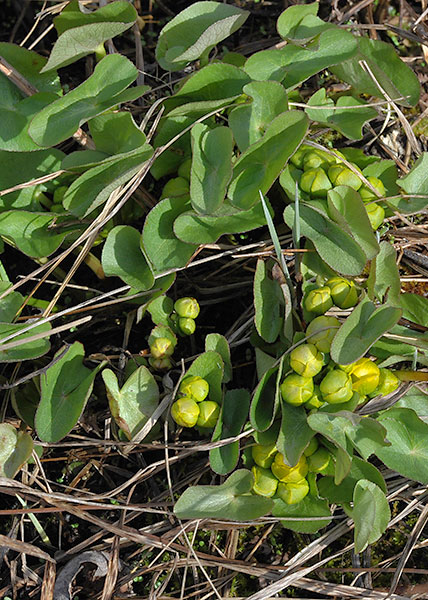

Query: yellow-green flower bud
left=325, top=277, right=359, bottom=309
left=149, top=357, right=172, bottom=370
left=178, top=317, right=196, bottom=335
left=304, top=287, right=333, bottom=315
left=290, top=343, right=324, bottom=378
left=300, top=168, right=333, bottom=198
left=307, top=447, right=331, bottom=474
left=161, top=177, right=189, bottom=199
left=277, top=479, right=309, bottom=505
left=303, top=437, right=319, bottom=457
left=280, top=374, right=314, bottom=406
left=271, top=453, right=308, bottom=483
left=350, top=358, right=380, bottom=395
left=290, top=145, right=310, bottom=169
left=150, top=337, right=174, bottom=358
left=306, top=315, right=340, bottom=353
left=252, top=465, right=278, bottom=497
left=365, top=202, right=385, bottom=230
left=320, top=369, right=353, bottom=404
left=179, top=375, right=209, bottom=402
left=368, top=368, right=400, bottom=398
left=337, top=363, right=354, bottom=374
left=174, top=297, right=200, bottom=319
left=196, top=401, right=220, bottom=428
left=252, top=443, right=277, bottom=468
left=303, top=150, right=335, bottom=171
left=359, top=176, right=386, bottom=202
left=171, top=398, right=200, bottom=427
left=328, top=164, right=362, bottom=191
left=304, top=385, right=324, bottom=410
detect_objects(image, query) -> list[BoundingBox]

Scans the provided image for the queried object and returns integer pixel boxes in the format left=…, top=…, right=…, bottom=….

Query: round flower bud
left=320, top=369, right=353, bottom=404
left=280, top=374, right=314, bottom=406
left=368, top=368, right=400, bottom=398
left=306, top=315, right=340, bottom=353
left=271, top=453, right=308, bottom=483
left=171, top=398, right=200, bottom=428
left=350, top=358, right=380, bottom=396
left=304, top=385, right=324, bottom=410
left=328, top=164, right=362, bottom=191
left=150, top=337, right=174, bottom=358
left=179, top=376, right=209, bottom=403
left=307, top=447, right=331, bottom=474
left=359, top=176, right=386, bottom=202
left=290, top=145, right=310, bottom=169
left=161, top=177, right=189, bottom=200
left=252, top=443, right=277, bottom=469
left=149, top=357, right=172, bottom=370
left=300, top=167, right=333, bottom=198
left=304, top=287, right=333, bottom=315
left=174, top=297, right=200, bottom=319
left=325, top=277, right=359, bottom=309
left=303, top=437, right=319, bottom=457
left=178, top=317, right=196, bottom=336
left=252, top=465, right=278, bottom=497
left=277, top=479, right=309, bottom=505
left=290, top=343, right=324, bottom=378
left=196, top=401, right=220, bottom=428
left=303, top=150, right=335, bottom=171
left=365, top=202, right=385, bottom=230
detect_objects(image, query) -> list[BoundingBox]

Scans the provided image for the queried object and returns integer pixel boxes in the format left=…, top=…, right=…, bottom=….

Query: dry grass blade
left=41, top=560, right=56, bottom=600
left=0, top=533, right=55, bottom=563
left=100, top=537, right=120, bottom=600
left=293, top=577, right=410, bottom=600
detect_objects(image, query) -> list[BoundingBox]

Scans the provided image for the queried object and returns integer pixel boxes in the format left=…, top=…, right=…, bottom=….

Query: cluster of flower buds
left=250, top=437, right=333, bottom=504
left=171, top=297, right=200, bottom=336
left=305, top=276, right=359, bottom=314
left=170, top=375, right=220, bottom=429
left=289, top=146, right=386, bottom=230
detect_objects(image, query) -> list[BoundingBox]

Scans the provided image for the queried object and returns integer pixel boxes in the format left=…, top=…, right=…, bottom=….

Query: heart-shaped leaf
left=0, top=211, right=67, bottom=258
left=318, top=456, right=386, bottom=503
left=0, top=42, right=62, bottom=94
left=0, top=424, right=33, bottom=479
left=330, top=295, right=402, bottom=364
left=102, top=366, right=159, bottom=440
left=174, top=469, right=272, bottom=520
left=254, top=258, right=284, bottom=343
left=353, top=480, right=390, bottom=553
left=277, top=401, right=315, bottom=467
left=399, top=293, right=428, bottom=327
left=272, top=494, right=332, bottom=533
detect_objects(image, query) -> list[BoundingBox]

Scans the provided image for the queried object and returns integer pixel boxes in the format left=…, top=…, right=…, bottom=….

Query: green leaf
left=367, top=241, right=401, bottom=305
left=330, top=36, right=420, bottom=108
left=0, top=42, right=62, bottom=95
left=229, top=81, right=288, bottom=152
left=318, top=456, right=386, bottom=503
left=277, top=2, right=328, bottom=42
left=327, top=185, right=379, bottom=261
left=63, top=146, right=153, bottom=217
left=0, top=321, right=51, bottom=363
left=0, top=211, right=67, bottom=258
left=277, top=401, right=314, bottom=467
left=0, top=424, right=33, bottom=478
left=173, top=200, right=269, bottom=245
left=205, top=334, right=232, bottom=383
left=165, top=63, right=251, bottom=117
left=228, top=110, right=308, bottom=210
left=190, top=124, right=233, bottom=215
left=376, top=407, right=428, bottom=483
left=272, top=494, right=332, bottom=533
left=284, top=203, right=367, bottom=276
left=353, top=480, right=390, bottom=553
left=348, top=417, right=389, bottom=460
left=29, top=54, right=147, bottom=147
left=174, top=469, right=272, bottom=520
left=0, top=150, right=64, bottom=211
left=395, top=387, right=428, bottom=421
left=146, top=295, right=174, bottom=327
left=363, top=159, right=399, bottom=197
left=186, top=351, right=224, bottom=405
left=141, top=197, right=197, bottom=274
left=89, top=112, right=147, bottom=155
left=250, top=366, right=279, bottom=432
left=156, top=1, right=249, bottom=71
left=0, top=283, right=24, bottom=322
left=102, top=366, right=159, bottom=440
left=101, top=226, right=154, bottom=291
left=148, top=324, right=177, bottom=349
left=35, top=343, right=102, bottom=442
left=306, top=89, right=377, bottom=140
left=254, top=258, right=283, bottom=343
left=395, top=153, right=428, bottom=213
left=209, top=389, right=250, bottom=475
left=42, top=0, right=137, bottom=72
left=330, top=295, right=402, bottom=364
left=400, top=293, right=428, bottom=327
